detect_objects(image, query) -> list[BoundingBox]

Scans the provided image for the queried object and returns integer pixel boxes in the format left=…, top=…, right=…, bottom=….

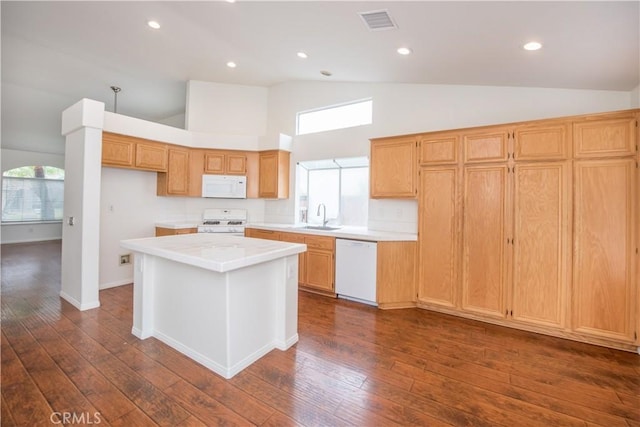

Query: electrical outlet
left=119, top=254, right=131, bottom=265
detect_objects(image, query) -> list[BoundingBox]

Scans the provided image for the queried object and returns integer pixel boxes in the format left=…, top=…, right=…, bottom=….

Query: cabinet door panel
left=280, top=232, right=306, bottom=284
left=418, top=167, right=458, bottom=307
left=463, top=130, right=509, bottom=163
left=419, top=135, right=458, bottom=165
left=573, top=117, right=636, bottom=158
left=514, top=125, right=568, bottom=161
left=306, top=250, right=334, bottom=292
left=370, top=138, right=416, bottom=198
left=204, top=152, right=225, bottom=174
left=102, top=137, right=134, bottom=167
left=573, top=159, right=636, bottom=342
left=226, top=154, right=247, bottom=175
left=135, top=142, right=167, bottom=171
left=462, top=165, right=508, bottom=317
left=166, top=149, right=190, bottom=195
left=512, top=162, right=569, bottom=328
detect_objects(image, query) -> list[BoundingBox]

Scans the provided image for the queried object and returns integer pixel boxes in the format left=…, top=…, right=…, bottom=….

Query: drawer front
left=246, top=228, right=281, bottom=241
left=280, top=232, right=306, bottom=244
left=305, top=235, right=335, bottom=251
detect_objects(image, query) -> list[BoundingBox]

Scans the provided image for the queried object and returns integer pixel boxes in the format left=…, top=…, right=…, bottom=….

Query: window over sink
left=297, top=157, right=369, bottom=227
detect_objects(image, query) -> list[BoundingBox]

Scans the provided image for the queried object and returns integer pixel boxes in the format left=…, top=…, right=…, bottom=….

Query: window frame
left=1, top=167, right=65, bottom=224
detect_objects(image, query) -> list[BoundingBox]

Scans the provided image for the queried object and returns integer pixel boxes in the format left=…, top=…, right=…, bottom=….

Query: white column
left=60, top=99, right=105, bottom=310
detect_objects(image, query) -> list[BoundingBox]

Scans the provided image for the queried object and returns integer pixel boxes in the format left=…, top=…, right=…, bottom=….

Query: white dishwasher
left=335, top=239, right=378, bottom=306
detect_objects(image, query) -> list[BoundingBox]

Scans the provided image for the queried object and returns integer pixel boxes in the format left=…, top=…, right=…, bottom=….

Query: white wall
left=631, top=84, right=640, bottom=108
left=1, top=148, right=66, bottom=243
left=263, top=81, right=633, bottom=230
left=186, top=80, right=268, bottom=137
left=99, top=165, right=266, bottom=288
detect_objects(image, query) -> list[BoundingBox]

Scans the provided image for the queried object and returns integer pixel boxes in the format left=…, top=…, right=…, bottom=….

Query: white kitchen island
left=120, top=233, right=306, bottom=379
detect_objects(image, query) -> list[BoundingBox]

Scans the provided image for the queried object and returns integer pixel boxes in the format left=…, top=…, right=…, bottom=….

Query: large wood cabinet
left=370, top=136, right=417, bottom=198
left=572, top=114, right=637, bottom=344
left=415, top=110, right=639, bottom=351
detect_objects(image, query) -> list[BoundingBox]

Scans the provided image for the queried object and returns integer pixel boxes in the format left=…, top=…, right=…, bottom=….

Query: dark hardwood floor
left=1, top=240, right=639, bottom=426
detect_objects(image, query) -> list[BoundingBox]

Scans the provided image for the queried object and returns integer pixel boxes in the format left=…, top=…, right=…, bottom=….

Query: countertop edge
left=121, top=235, right=306, bottom=273
left=246, top=223, right=417, bottom=242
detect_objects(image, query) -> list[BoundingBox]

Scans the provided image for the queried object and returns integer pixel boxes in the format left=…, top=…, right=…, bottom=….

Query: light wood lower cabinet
left=155, top=227, right=197, bottom=237
left=245, top=228, right=416, bottom=306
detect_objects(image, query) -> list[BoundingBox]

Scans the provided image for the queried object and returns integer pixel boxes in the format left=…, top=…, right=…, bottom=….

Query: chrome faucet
left=317, top=203, right=328, bottom=226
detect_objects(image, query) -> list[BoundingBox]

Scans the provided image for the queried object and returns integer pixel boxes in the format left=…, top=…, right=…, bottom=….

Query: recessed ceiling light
left=397, top=47, right=412, bottom=55
left=523, top=41, right=542, bottom=51
left=147, top=20, right=161, bottom=30
left=226, top=0, right=236, bottom=3
left=297, top=51, right=308, bottom=59
left=320, top=70, right=332, bottom=77
left=226, top=61, right=237, bottom=68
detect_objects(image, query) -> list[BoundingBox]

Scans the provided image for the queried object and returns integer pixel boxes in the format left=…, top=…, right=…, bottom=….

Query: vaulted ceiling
left=2, top=1, right=638, bottom=154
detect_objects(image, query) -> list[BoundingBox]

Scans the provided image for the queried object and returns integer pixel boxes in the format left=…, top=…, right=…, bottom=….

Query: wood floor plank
left=163, top=379, right=254, bottom=426
left=3, top=240, right=639, bottom=427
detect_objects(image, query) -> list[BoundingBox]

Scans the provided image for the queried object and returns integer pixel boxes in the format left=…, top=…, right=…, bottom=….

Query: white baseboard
left=100, top=279, right=133, bottom=290
left=60, top=291, right=100, bottom=311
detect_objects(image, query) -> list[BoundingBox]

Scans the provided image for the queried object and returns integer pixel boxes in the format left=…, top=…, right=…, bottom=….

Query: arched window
left=1, top=166, right=65, bottom=222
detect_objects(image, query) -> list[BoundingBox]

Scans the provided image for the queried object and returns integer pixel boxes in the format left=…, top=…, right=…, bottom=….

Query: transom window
left=2, top=166, right=65, bottom=223
left=296, top=98, right=373, bottom=136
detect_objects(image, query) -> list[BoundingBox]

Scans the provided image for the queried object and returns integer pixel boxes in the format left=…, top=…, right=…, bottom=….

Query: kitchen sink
left=300, top=225, right=342, bottom=231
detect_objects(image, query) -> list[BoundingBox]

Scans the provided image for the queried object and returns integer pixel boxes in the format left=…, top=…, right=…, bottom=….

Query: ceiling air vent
left=358, top=9, right=398, bottom=31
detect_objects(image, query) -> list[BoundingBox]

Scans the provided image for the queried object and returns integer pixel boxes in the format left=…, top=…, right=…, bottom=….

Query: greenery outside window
left=1, top=166, right=65, bottom=223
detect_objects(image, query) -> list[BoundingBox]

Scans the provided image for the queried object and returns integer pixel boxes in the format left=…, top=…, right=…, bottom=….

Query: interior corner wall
left=263, top=81, right=633, bottom=228
left=1, top=148, right=66, bottom=244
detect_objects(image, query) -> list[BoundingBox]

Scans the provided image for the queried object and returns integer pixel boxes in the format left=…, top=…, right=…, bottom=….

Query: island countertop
left=121, top=233, right=306, bottom=273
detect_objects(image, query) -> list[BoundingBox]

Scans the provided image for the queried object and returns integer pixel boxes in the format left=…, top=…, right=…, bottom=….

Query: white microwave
left=201, top=174, right=247, bottom=199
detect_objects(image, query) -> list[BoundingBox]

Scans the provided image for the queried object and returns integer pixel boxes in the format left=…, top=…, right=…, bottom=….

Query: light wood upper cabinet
left=573, top=158, right=636, bottom=342
left=461, top=164, right=509, bottom=318
left=511, top=162, right=569, bottom=328
left=514, top=124, right=569, bottom=161
left=462, top=128, right=510, bottom=164
left=204, top=150, right=247, bottom=175
left=157, top=147, right=190, bottom=196
left=419, top=132, right=458, bottom=165
left=573, top=115, right=636, bottom=158
left=370, top=136, right=417, bottom=198
left=102, top=132, right=167, bottom=171
left=418, top=166, right=459, bottom=308
left=259, top=150, right=290, bottom=199
left=102, top=134, right=135, bottom=167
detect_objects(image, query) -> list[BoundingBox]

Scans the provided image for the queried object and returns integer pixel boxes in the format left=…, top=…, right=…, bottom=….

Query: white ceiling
left=2, top=1, right=639, bottom=154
